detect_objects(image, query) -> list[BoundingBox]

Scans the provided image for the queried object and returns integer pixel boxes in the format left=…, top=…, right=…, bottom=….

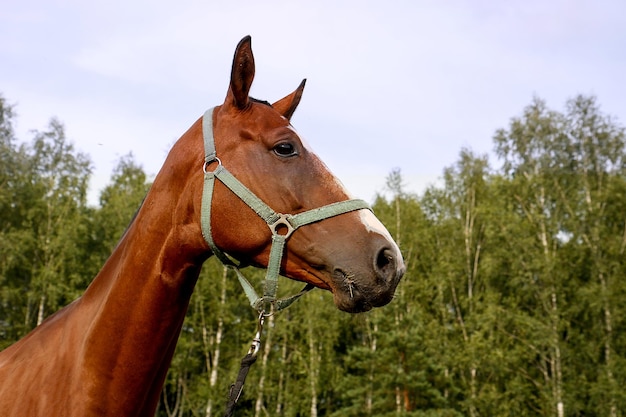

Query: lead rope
left=223, top=311, right=265, bottom=417
left=200, top=108, right=371, bottom=416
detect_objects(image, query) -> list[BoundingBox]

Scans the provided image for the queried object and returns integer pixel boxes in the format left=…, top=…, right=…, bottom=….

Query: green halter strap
left=200, top=107, right=371, bottom=313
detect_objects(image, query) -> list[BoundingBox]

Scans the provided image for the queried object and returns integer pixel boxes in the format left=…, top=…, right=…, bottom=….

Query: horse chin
left=333, top=293, right=374, bottom=313
left=331, top=287, right=397, bottom=313
left=329, top=270, right=397, bottom=314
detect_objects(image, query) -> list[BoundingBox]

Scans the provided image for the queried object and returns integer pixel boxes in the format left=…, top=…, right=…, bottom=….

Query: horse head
left=183, top=36, right=404, bottom=313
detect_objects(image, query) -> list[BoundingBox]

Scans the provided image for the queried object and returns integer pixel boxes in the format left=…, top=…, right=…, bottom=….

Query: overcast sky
left=2, top=0, right=625, bottom=205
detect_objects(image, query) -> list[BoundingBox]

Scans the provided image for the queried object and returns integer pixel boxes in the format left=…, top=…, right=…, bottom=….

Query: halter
left=200, top=107, right=371, bottom=316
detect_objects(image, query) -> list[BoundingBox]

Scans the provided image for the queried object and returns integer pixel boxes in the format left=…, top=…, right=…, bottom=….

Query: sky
left=1, top=0, right=625, bottom=205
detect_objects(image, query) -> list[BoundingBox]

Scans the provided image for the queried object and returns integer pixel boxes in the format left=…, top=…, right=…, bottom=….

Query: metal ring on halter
left=203, top=157, right=222, bottom=174
left=268, top=214, right=295, bottom=238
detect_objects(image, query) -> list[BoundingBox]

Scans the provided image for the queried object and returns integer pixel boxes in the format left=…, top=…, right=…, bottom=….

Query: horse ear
left=226, top=36, right=255, bottom=110
left=272, top=79, right=306, bottom=120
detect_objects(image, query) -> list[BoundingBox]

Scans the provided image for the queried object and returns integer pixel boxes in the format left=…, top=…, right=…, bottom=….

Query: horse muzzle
left=331, top=243, right=405, bottom=313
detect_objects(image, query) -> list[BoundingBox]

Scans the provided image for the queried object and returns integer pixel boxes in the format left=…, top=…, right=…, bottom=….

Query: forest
left=1, top=92, right=625, bottom=417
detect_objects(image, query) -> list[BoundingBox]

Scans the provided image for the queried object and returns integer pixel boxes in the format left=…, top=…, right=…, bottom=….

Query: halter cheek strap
left=200, top=107, right=371, bottom=313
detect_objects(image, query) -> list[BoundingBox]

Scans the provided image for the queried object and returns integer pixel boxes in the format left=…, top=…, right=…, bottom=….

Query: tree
left=28, top=119, right=92, bottom=322
left=493, top=98, right=569, bottom=416
left=0, top=95, right=32, bottom=346
left=0, top=112, right=92, bottom=343
left=90, top=153, right=151, bottom=258
left=493, top=95, right=626, bottom=415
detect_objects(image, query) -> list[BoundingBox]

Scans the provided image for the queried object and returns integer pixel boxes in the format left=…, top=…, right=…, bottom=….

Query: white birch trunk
left=204, top=267, right=228, bottom=417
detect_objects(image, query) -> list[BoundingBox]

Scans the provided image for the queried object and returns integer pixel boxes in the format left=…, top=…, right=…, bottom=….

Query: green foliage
left=2, top=92, right=626, bottom=416
left=0, top=102, right=93, bottom=344
left=90, top=153, right=151, bottom=263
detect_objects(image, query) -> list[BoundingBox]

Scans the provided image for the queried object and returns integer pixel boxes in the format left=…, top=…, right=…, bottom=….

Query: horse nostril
left=375, top=247, right=396, bottom=282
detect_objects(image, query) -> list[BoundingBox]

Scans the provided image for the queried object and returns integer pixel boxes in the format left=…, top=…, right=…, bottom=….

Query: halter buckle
left=268, top=214, right=295, bottom=238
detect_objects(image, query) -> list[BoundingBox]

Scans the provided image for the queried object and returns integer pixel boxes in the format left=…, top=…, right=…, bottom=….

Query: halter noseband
left=200, top=107, right=371, bottom=314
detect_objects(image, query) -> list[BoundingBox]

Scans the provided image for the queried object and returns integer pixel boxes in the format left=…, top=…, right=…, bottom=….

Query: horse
left=0, top=36, right=404, bottom=417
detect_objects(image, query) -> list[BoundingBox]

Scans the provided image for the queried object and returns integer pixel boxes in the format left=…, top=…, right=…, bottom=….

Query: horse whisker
left=342, top=272, right=356, bottom=299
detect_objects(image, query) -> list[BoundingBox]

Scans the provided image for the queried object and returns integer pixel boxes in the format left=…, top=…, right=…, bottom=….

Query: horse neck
left=79, top=126, right=209, bottom=414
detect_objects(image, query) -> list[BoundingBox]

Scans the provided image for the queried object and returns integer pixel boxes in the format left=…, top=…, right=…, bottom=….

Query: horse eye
left=273, top=142, right=298, bottom=157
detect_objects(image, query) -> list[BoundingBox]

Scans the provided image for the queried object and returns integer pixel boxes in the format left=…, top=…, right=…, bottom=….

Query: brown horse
left=0, top=36, right=404, bottom=416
